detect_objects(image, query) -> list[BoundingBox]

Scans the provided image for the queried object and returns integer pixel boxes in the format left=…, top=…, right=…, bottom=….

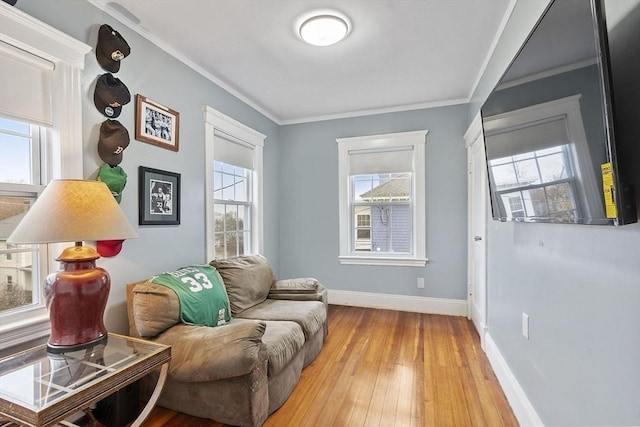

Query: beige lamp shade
left=7, top=179, right=138, bottom=244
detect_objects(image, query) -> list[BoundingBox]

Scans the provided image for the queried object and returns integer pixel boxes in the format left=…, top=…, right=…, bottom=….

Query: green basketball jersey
left=151, top=265, right=231, bottom=327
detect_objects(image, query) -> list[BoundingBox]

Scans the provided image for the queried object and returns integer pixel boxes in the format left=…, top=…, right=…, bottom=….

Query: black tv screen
left=480, top=0, right=638, bottom=225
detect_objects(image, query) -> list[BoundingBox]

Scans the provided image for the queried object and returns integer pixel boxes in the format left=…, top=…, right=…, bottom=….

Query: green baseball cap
left=97, top=163, right=127, bottom=203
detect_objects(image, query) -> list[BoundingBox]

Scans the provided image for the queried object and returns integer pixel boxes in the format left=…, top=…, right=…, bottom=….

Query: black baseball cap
left=96, top=24, right=131, bottom=73
left=98, top=119, right=129, bottom=166
left=94, top=73, right=131, bottom=118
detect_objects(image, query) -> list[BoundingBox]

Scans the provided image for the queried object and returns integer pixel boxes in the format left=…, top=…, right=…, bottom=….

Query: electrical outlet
left=522, top=313, right=529, bottom=339
left=417, top=277, right=425, bottom=289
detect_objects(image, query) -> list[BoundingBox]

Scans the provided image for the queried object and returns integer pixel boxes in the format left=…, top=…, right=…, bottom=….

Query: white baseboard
left=470, top=301, right=487, bottom=350
left=485, top=333, right=544, bottom=427
left=327, top=289, right=467, bottom=316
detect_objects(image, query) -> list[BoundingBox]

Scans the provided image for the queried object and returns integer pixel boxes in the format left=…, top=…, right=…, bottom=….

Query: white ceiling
left=94, top=0, right=514, bottom=124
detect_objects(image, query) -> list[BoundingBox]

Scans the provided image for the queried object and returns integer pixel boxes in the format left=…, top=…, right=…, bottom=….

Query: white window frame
left=204, top=107, right=265, bottom=261
left=0, top=3, right=90, bottom=349
left=337, top=130, right=428, bottom=266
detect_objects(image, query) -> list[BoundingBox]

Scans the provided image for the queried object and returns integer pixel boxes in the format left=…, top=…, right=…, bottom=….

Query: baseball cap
left=96, top=239, right=124, bottom=257
left=98, top=120, right=129, bottom=166
left=97, top=163, right=127, bottom=203
left=94, top=73, right=131, bottom=118
left=96, top=24, right=130, bottom=73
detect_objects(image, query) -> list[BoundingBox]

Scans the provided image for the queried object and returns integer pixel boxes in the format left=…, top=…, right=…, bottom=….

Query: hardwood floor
left=141, top=305, right=517, bottom=427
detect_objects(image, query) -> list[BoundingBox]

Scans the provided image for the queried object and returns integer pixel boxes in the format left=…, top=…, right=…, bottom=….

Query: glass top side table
left=0, top=333, right=170, bottom=427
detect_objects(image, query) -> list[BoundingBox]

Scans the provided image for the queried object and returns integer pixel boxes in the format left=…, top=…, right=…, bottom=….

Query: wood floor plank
left=137, top=305, right=518, bottom=427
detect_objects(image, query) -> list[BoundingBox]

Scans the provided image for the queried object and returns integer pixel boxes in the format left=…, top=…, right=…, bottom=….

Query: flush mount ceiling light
left=298, top=11, right=351, bottom=47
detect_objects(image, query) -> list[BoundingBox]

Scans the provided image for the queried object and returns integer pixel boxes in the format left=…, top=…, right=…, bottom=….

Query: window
left=205, top=107, right=265, bottom=261
left=0, top=117, right=47, bottom=316
left=213, top=161, right=252, bottom=258
left=0, top=6, right=89, bottom=348
left=337, top=130, right=427, bottom=266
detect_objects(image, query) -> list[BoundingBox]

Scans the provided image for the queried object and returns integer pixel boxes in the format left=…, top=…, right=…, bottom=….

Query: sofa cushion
left=237, top=299, right=326, bottom=340
left=261, top=321, right=305, bottom=377
left=210, top=255, right=275, bottom=315
left=132, top=281, right=181, bottom=337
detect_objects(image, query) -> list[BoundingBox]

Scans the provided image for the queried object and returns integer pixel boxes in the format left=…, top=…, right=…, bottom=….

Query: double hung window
left=205, top=107, right=265, bottom=261
left=0, top=117, right=47, bottom=315
left=213, top=160, right=252, bottom=259
left=337, top=131, right=427, bottom=266
left=0, top=6, right=89, bottom=348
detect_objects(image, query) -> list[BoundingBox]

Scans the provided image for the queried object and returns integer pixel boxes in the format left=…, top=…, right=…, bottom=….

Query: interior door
left=465, top=114, right=488, bottom=350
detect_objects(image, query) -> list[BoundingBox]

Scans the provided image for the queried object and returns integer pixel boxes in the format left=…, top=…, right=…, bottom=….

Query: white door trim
left=464, top=112, right=488, bottom=349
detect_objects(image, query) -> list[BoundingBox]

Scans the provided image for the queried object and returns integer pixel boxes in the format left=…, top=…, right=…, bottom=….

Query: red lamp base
left=45, top=244, right=110, bottom=354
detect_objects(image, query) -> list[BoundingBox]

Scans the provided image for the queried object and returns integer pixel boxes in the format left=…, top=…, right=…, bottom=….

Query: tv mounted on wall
left=481, top=0, right=638, bottom=225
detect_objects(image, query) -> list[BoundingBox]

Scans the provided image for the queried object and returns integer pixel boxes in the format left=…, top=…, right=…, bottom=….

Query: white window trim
left=337, top=130, right=428, bottom=267
left=204, top=106, right=265, bottom=261
left=0, top=3, right=90, bottom=349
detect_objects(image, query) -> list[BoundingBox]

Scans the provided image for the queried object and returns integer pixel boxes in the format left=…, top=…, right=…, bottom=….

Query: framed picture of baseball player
left=135, top=94, right=180, bottom=151
left=139, top=166, right=181, bottom=225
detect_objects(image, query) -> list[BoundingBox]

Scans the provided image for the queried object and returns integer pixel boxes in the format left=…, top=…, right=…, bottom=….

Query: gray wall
left=14, top=0, right=281, bottom=336
left=278, top=105, right=469, bottom=300
left=470, top=0, right=640, bottom=425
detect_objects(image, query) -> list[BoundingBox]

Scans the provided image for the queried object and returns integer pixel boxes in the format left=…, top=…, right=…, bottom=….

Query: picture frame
left=135, top=94, right=180, bottom=152
left=138, top=166, right=181, bottom=225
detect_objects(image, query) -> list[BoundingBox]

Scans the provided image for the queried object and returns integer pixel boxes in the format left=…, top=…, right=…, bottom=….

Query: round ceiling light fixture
left=298, top=11, right=351, bottom=47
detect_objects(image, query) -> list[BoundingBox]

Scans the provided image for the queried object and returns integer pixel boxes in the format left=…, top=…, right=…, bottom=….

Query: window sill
left=0, top=311, right=50, bottom=350
left=339, top=255, right=428, bottom=267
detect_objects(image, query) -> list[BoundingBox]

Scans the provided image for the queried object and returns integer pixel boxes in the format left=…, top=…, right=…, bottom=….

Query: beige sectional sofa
left=126, top=255, right=328, bottom=426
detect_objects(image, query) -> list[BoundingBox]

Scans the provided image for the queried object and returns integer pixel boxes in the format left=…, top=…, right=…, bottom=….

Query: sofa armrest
left=149, top=319, right=267, bottom=383
left=269, top=278, right=325, bottom=298
left=268, top=279, right=329, bottom=336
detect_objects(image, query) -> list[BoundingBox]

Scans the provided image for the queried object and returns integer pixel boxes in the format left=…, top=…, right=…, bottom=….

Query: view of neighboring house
left=0, top=200, right=33, bottom=311
left=353, top=173, right=411, bottom=253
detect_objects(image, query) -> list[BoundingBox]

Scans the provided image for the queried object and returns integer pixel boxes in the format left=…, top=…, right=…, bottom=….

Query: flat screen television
left=480, top=0, right=639, bottom=225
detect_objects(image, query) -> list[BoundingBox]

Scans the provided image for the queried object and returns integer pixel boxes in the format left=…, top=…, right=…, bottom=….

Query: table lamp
left=7, top=180, right=138, bottom=353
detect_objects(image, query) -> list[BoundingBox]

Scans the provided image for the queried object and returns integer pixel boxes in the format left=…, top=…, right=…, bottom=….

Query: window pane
left=354, top=177, right=373, bottom=202
left=513, top=158, right=541, bottom=186
left=238, top=232, right=245, bottom=256
left=0, top=195, right=38, bottom=313
left=214, top=234, right=225, bottom=259
left=222, top=174, right=234, bottom=200
left=0, top=133, right=32, bottom=185
left=226, top=206, right=238, bottom=232
left=222, top=162, right=235, bottom=174
left=538, top=152, right=568, bottom=183
left=237, top=205, right=247, bottom=232
left=234, top=176, right=247, bottom=202
left=353, top=205, right=372, bottom=251
left=491, top=162, right=519, bottom=190
left=213, top=171, right=223, bottom=197
left=370, top=205, right=412, bottom=253
left=0, top=118, right=30, bottom=134
left=545, top=182, right=577, bottom=215
left=214, top=204, right=225, bottom=233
